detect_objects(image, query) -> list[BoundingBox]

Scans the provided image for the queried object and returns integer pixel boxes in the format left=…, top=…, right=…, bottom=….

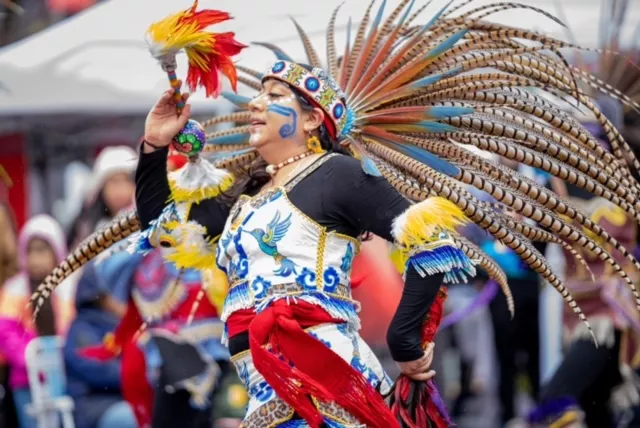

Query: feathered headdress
left=30, top=0, right=640, bottom=384
left=208, top=0, right=640, bottom=324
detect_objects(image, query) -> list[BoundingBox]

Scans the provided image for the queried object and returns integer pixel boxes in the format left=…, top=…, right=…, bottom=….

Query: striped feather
left=33, top=0, right=640, bottom=344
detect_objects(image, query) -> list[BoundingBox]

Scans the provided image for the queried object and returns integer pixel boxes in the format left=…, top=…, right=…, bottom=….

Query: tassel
left=249, top=301, right=399, bottom=428
left=388, top=290, right=452, bottom=427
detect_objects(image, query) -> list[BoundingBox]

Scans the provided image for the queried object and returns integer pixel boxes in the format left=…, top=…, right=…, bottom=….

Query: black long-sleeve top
left=136, top=147, right=445, bottom=362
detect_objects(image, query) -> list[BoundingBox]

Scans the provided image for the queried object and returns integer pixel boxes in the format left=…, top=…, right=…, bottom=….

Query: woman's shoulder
left=322, top=153, right=367, bottom=179
left=324, top=153, right=361, bottom=168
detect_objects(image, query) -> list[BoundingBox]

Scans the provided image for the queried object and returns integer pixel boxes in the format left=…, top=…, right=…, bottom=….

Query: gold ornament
left=307, top=135, right=325, bottom=154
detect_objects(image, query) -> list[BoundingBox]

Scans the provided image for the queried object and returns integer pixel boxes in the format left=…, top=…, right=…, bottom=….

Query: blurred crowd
left=0, top=99, right=638, bottom=428
left=0, top=0, right=103, bottom=47
left=0, top=146, right=249, bottom=428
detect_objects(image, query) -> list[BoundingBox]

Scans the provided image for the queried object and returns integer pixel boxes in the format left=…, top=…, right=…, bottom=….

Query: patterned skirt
left=232, top=323, right=393, bottom=427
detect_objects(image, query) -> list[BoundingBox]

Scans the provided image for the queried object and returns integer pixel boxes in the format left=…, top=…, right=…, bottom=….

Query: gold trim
left=231, top=349, right=252, bottom=363
left=311, top=396, right=361, bottom=425
left=227, top=280, right=355, bottom=302
left=317, top=229, right=328, bottom=290
left=549, top=410, right=581, bottom=428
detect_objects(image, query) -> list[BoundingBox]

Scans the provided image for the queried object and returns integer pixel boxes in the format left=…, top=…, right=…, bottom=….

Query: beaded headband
left=263, top=60, right=351, bottom=139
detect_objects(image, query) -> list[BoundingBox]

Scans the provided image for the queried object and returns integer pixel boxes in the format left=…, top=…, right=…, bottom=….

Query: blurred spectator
left=1, top=0, right=102, bottom=47
left=484, top=237, right=542, bottom=424
left=64, top=254, right=137, bottom=428
left=481, top=162, right=549, bottom=424
left=0, top=201, right=18, bottom=428
left=0, top=201, right=18, bottom=290
left=0, top=0, right=52, bottom=46
left=0, top=167, right=18, bottom=285
left=0, top=214, right=74, bottom=428
left=67, top=145, right=136, bottom=250
left=444, top=277, right=499, bottom=428
left=47, top=0, right=96, bottom=19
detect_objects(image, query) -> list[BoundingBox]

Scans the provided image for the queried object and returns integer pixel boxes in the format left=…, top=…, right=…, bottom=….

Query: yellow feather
left=146, top=8, right=217, bottom=61
left=159, top=221, right=218, bottom=270
left=166, top=240, right=218, bottom=271
left=392, top=197, right=468, bottom=249
left=168, top=173, right=235, bottom=204
left=202, top=267, right=229, bottom=314
left=390, top=247, right=406, bottom=273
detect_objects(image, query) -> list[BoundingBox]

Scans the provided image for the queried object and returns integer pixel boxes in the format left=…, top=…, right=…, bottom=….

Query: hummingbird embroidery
left=245, top=211, right=297, bottom=277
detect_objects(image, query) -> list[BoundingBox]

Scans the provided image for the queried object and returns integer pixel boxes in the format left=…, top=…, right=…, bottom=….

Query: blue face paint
left=267, top=104, right=298, bottom=139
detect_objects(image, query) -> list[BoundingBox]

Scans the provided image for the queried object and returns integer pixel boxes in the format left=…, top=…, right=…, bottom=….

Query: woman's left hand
left=397, top=342, right=436, bottom=382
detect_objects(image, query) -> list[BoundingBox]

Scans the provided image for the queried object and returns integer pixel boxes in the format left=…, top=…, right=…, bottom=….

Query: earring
left=307, top=134, right=325, bottom=154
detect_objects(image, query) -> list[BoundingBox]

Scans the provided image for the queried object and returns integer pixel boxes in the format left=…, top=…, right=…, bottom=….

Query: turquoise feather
left=376, top=135, right=460, bottom=176
left=369, top=0, right=387, bottom=39
left=252, top=42, right=294, bottom=61
left=221, top=92, right=251, bottom=108
left=207, top=133, right=250, bottom=145
left=362, top=155, right=382, bottom=176
left=427, top=106, right=475, bottom=118
left=410, top=66, right=462, bottom=89
left=427, top=29, right=468, bottom=59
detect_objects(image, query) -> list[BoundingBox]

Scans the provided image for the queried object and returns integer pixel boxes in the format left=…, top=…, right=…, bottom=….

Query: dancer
left=0, top=215, right=74, bottom=428
left=30, top=1, right=640, bottom=427
left=79, top=250, right=230, bottom=428
left=77, top=149, right=231, bottom=428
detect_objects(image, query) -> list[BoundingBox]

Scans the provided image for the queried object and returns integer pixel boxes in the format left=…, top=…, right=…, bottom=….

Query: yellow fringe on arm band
left=392, top=197, right=468, bottom=249
left=392, top=197, right=475, bottom=283
left=168, top=172, right=235, bottom=204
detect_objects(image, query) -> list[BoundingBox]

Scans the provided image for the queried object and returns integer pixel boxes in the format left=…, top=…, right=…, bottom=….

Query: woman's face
left=26, top=238, right=56, bottom=282
left=248, top=79, right=306, bottom=148
left=103, top=172, right=135, bottom=215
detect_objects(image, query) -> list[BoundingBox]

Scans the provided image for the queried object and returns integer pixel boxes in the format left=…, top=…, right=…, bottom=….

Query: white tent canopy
left=0, top=0, right=638, bottom=116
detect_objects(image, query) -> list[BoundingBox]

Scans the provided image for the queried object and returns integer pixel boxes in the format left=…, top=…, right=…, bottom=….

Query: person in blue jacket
left=63, top=252, right=141, bottom=428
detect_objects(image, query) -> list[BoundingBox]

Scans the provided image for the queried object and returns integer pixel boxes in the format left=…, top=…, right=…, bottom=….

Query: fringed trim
left=610, top=364, right=640, bottom=412
left=128, top=203, right=179, bottom=255
left=177, top=363, right=220, bottom=409
left=251, top=293, right=361, bottom=329
left=221, top=281, right=253, bottom=322
left=527, top=397, right=583, bottom=427
left=163, top=221, right=219, bottom=270
left=391, top=197, right=468, bottom=249
left=220, top=284, right=362, bottom=340
left=295, top=293, right=361, bottom=332
left=128, top=230, right=155, bottom=255
left=409, top=244, right=476, bottom=284
left=168, top=158, right=234, bottom=204
left=221, top=323, right=230, bottom=346
left=567, top=315, right=615, bottom=348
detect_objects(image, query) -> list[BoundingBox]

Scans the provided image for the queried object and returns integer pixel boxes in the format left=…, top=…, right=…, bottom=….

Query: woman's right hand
left=143, top=86, right=191, bottom=150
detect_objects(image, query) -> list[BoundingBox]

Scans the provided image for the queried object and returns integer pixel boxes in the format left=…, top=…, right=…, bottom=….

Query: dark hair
left=218, top=65, right=352, bottom=207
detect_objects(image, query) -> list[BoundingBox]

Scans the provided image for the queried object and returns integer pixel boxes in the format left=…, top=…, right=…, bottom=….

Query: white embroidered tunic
left=216, top=185, right=362, bottom=339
